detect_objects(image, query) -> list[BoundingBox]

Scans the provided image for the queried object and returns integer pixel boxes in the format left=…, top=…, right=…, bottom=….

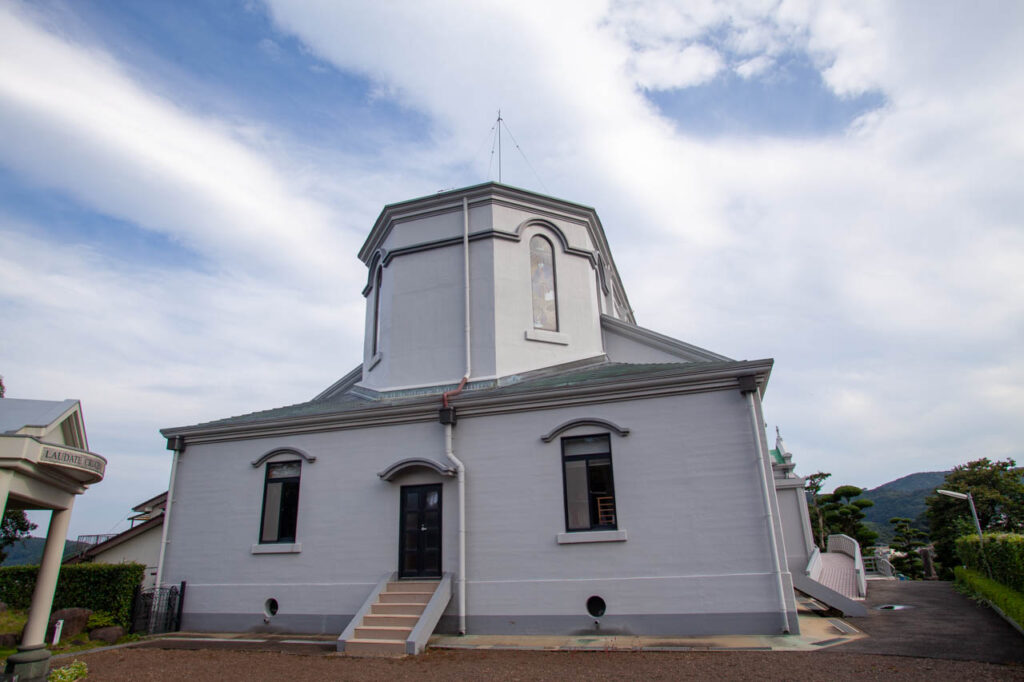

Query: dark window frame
left=371, top=265, right=383, bottom=357
left=560, top=434, right=617, bottom=532
left=259, top=460, right=301, bottom=544
left=529, top=234, right=559, bottom=332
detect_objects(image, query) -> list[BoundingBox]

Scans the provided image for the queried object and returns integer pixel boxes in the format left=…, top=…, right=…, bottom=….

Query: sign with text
left=39, top=446, right=106, bottom=479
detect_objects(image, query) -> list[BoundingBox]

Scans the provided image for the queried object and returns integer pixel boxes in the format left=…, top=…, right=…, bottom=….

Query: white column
left=21, top=504, right=74, bottom=648
left=0, top=470, right=13, bottom=518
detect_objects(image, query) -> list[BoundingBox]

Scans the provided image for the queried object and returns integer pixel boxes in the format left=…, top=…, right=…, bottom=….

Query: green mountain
left=858, top=471, right=950, bottom=544
left=1, top=537, right=90, bottom=566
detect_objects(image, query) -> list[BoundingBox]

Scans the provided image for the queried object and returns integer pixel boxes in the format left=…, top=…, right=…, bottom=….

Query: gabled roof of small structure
left=66, top=515, right=163, bottom=564
left=0, top=399, right=79, bottom=434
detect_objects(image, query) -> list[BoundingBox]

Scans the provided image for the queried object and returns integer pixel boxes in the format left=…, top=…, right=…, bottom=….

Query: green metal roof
left=165, top=358, right=767, bottom=434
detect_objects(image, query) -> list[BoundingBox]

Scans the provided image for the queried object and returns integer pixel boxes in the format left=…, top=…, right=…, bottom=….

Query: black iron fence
left=131, top=581, right=186, bottom=634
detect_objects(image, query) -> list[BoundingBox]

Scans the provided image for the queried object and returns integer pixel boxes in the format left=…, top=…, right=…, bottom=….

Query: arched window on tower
left=372, top=265, right=383, bottom=356
left=530, top=235, right=558, bottom=331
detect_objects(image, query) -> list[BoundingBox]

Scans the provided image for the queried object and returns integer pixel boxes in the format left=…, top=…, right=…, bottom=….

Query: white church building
left=161, top=183, right=830, bottom=653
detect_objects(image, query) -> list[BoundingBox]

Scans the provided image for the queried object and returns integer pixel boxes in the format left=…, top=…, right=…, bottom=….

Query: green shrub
left=0, top=563, right=145, bottom=628
left=954, top=566, right=1024, bottom=629
left=955, top=533, right=1024, bottom=591
left=85, top=610, right=116, bottom=630
left=48, top=659, right=87, bottom=682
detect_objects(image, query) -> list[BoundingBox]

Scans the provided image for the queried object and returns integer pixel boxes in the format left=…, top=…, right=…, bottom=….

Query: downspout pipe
left=739, top=376, right=791, bottom=634
left=443, top=423, right=466, bottom=634
left=438, top=195, right=471, bottom=635
left=155, top=436, right=184, bottom=590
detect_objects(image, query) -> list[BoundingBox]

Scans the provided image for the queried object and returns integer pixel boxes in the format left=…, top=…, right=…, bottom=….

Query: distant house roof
left=0, top=399, right=79, bottom=434
left=66, top=515, right=163, bottom=564
left=132, top=491, right=168, bottom=514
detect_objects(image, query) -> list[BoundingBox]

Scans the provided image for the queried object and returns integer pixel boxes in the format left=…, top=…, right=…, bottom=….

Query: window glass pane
left=277, top=479, right=299, bottom=541
left=564, top=459, right=590, bottom=530
left=261, top=481, right=282, bottom=542
left=372, top=266, right=383, bottom=355
left=530, top=236, right=557, bottom=331
left=268, top=461, right=300, bottom=479
left=563, top=435, right=610, bottom=457
left=588, top=459, right=615, bottom=527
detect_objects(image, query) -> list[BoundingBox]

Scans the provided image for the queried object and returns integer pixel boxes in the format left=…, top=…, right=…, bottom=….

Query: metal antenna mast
left=497, top=109, right=502, bottom=183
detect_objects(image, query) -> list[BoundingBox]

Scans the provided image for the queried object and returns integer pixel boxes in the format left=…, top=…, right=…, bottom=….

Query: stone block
left=88, top=626, right=125, bottom=644
left=45, top=608, right=92, bottom=641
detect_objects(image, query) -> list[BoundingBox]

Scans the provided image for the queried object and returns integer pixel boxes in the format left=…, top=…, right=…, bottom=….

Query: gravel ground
left=73, top=647, right=1024, bottom=681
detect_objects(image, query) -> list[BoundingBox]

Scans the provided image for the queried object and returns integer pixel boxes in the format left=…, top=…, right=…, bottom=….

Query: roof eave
left=161, top=359, right=773, bottom=445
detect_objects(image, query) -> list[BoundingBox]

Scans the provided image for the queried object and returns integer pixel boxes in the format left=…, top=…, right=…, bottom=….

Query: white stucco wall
left=775, top=478, right=816, bottom=574
left=164, top=384, right=796, bottom=635
left=360, top=198, right=611, bottom=391
left=91, top=524, right=163, bottom=588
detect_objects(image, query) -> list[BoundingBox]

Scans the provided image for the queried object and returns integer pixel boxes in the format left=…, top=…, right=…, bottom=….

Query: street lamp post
left=936, top=488, right=992, bottom=578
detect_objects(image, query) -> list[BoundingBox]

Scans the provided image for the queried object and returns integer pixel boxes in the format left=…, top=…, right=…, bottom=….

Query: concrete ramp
left=793, top=573, right=867, bottom=617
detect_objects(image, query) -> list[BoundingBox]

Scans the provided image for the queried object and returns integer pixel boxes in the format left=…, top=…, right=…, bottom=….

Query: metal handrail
left=864, top=555, right=896, bottom=578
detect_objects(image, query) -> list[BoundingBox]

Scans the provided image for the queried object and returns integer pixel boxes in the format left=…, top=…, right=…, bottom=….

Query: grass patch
left=0, top=609, right=27, bottom=633
left=0, top=609, right=143, bottom=667
left=954, top=566, right=1024, bottom=630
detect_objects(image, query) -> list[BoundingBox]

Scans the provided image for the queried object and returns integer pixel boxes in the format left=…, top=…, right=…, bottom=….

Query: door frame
left=398, top=483, right=443, bottom=578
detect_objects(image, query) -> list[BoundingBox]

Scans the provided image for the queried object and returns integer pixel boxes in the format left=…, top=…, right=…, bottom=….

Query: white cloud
left=0, top=4, right=358, bottom=291
left=632, top=43, right=725, bottom=90
left=735, top=54, right=773, bottom=78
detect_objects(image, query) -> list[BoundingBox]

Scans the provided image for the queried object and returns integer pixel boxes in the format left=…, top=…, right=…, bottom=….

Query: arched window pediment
left=540, top=418, right=631, bottom=443
left=251, top=447, right=317, bottom=468
left=378, top=458, right=457, bottom=481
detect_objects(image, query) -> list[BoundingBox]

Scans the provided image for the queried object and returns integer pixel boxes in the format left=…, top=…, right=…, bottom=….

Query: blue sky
left=1, top=0, right=1022, bottom=539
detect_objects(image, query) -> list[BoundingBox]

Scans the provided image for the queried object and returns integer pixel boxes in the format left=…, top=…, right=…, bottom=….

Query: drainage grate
left=875, top=604, right=913, bottom=610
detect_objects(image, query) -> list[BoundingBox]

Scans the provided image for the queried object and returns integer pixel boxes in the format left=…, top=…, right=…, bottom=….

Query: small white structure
left=0, top=398, right=106, bottom=679
left=162, top=184, right=812, bottom=650
left=770, top=430, right=867, bottom=615
left=69, top=492, right=166, bottom=588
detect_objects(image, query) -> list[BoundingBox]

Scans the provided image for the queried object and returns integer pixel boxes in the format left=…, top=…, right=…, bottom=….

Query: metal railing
left=827, top=534, right=866, bottom=597
left=75, top=534, right=118, bottom=546
left=864, top=555, right=896, bottom=578
left=132, top=581, right=186, bottom=634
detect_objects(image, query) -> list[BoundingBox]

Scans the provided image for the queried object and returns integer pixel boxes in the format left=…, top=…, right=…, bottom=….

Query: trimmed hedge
left=955, top=532, right=1024, bottom=592
left=0, top=563, right=145, bottom=629
left=955, top=566, right=1024, bottom=631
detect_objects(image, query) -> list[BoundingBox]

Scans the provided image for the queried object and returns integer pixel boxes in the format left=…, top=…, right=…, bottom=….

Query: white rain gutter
left=440, top=196, right=471, bottom=634
left=443, top=423, right=466, bottom=634
left=154, top=447, right=179, bottom=590
left=745, top=388, right=791, bottom=634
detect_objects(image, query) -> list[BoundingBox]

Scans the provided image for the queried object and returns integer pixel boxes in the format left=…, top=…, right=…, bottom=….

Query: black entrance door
left=399, top=484, right=442, bottom=578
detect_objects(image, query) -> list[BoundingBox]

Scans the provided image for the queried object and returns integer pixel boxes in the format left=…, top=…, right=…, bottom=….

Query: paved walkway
left=821, top=580, right=1024, bottom=664
left=818, top=551, right=861, bottom=599
left=81, top=581, right=1021, bottom=664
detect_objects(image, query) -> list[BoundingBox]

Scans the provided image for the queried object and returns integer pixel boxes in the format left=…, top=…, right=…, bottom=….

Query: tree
left=819, top=485, right=878, bottom=550
left=804, top=471, right=832, bottom=550
left=926, top=457, right=1024, bottom=575
left=888, top=517, right=927, bottom=579
left=0, top=510, right=37, bottom=562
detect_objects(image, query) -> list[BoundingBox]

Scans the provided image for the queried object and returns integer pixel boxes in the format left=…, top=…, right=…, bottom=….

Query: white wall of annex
left=91, top=525, right=162, bottom=588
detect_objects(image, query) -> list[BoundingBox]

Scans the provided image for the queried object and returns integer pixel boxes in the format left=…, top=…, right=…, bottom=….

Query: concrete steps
left=340, top=580, right=441, bottom=657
